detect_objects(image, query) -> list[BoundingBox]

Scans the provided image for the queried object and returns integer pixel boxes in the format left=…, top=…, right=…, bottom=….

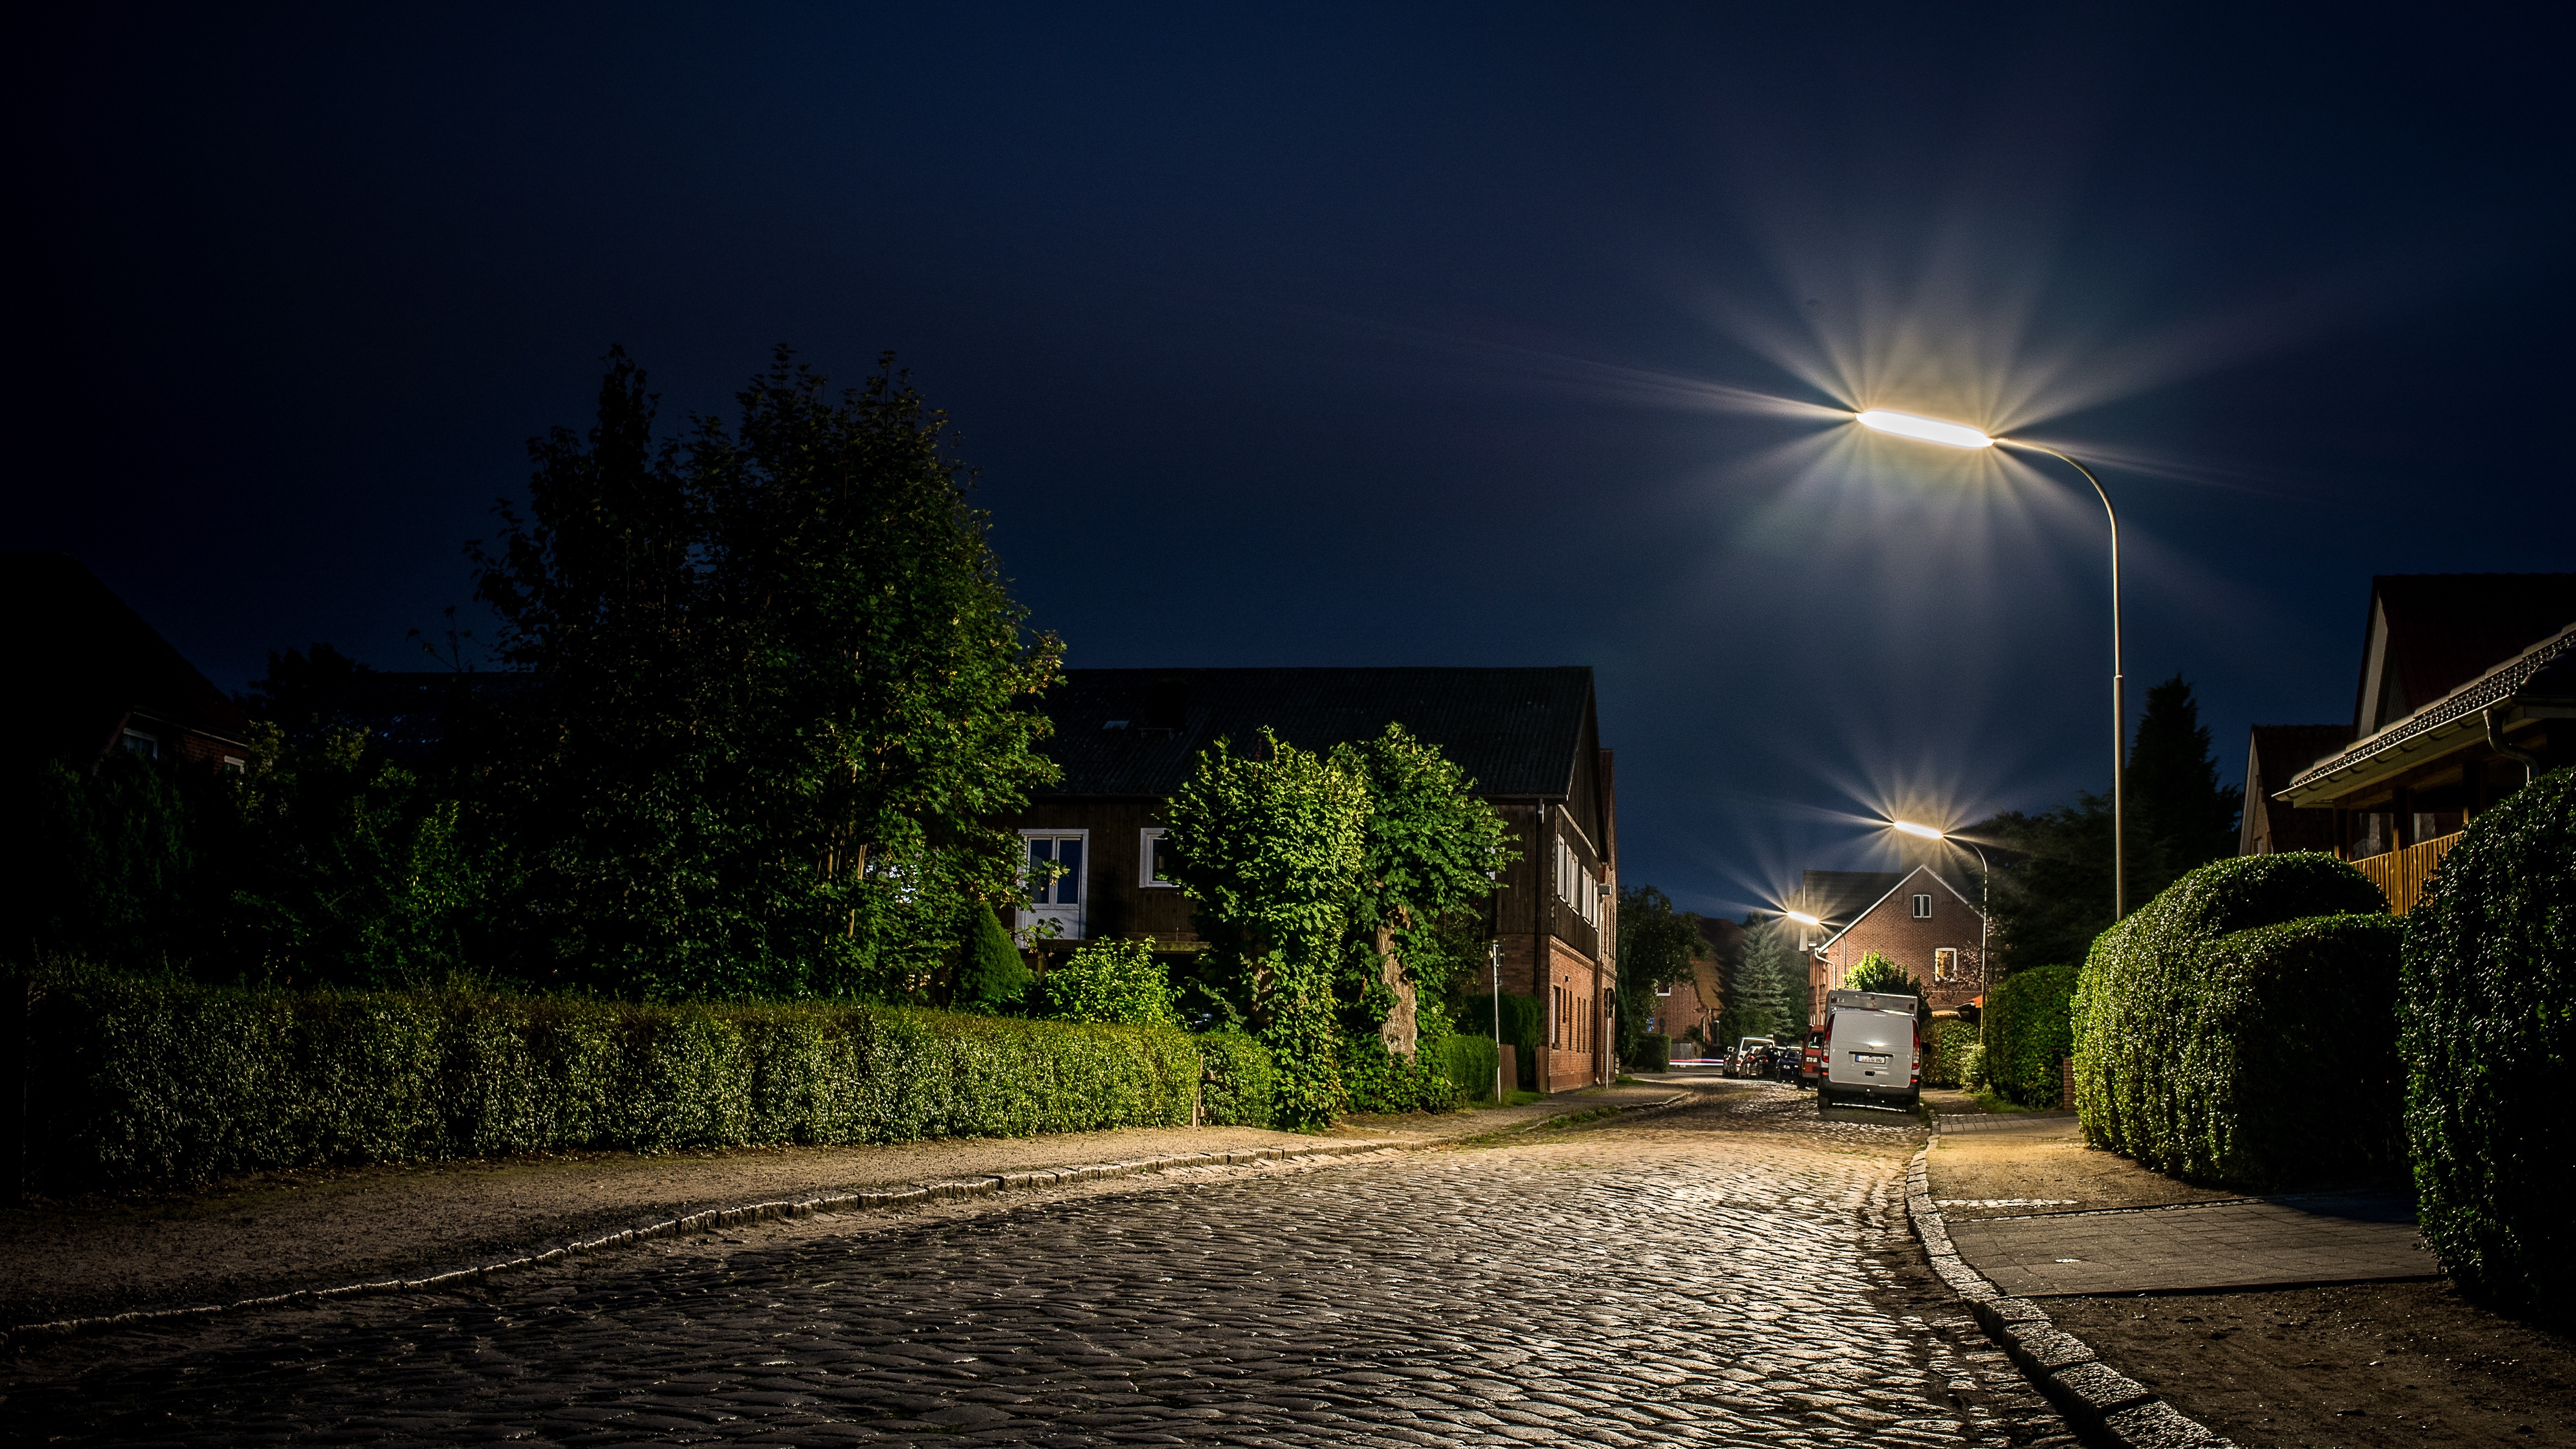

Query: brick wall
left=1811, top=868, right=1987, bottom=1023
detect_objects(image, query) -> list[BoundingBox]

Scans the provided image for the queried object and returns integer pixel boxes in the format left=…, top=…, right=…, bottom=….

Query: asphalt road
left=1, top=1088, right=2076, bottom=1447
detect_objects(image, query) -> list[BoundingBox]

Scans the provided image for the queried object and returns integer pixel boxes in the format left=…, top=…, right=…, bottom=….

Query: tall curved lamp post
left=1856, top=409, right=2127, bottom=918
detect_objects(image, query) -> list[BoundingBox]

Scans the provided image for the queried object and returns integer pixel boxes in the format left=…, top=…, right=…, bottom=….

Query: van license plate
left=1851, top=1052, right=1890, bottom=1063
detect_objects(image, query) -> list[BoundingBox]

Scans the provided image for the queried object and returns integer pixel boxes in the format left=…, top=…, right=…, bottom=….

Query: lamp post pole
left=1854, top=410, right=2126, bottom=921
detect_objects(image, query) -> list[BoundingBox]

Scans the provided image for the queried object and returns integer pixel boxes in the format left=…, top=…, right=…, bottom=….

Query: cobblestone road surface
left=2, top=1088, right=2074, bottom=1447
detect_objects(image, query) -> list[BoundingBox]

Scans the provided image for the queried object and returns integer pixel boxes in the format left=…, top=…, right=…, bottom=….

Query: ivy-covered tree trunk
left=1374, top=924, right=1418, bottom=1056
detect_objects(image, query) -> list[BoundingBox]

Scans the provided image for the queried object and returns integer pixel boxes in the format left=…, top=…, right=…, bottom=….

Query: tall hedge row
left=1921, top=1018, right=1979, bottom=1089
left=1981, top=962, right=2079, bottom=1105
left=2073, top=853, right=2395, bottom=1189
left=19, top=969, right=1239, bottom=1195
left=1434, top=1033, right=1501, bottom=1100
left=2400, top=767, right=2576, bottom=1314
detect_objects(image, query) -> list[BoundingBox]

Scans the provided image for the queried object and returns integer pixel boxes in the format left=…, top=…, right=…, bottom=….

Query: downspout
left=2485, top=705, right=2543, bottom=786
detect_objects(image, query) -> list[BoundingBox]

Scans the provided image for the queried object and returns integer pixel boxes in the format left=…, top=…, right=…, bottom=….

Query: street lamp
left=1855, top=409, right=2127, bottom=918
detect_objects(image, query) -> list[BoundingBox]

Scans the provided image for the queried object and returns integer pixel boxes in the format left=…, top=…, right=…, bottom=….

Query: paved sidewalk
left=1926, top=1112, right=2429, bottom=1296
left=3, top=1081, right=1691, bottom=1330
left=1948, top=1190, right=2430, bottom=1296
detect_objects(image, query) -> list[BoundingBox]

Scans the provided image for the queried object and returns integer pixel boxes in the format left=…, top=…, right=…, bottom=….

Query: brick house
left=1798, top=865, right=1986, bottom=1026
left=1642, top=916, right=1741, bottom=1054
left=6, top=552, right=255, bottom=773
left=999, top=667, right=1620, bottom=1094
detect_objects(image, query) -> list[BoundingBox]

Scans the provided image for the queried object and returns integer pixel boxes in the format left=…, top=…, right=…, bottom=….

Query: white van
left=1818, top=990, right=1919, bottom=1110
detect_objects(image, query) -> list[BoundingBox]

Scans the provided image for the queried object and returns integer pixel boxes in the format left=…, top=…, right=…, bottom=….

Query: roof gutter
left=2485, top=705, right=2544, bottom=785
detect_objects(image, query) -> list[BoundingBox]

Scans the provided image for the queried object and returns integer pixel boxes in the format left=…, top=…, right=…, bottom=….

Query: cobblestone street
left=2, top=1088, right=2072, bottom=1447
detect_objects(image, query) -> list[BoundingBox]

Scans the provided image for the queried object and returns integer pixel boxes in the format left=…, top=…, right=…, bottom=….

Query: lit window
left=1139, top=828, right=1179, bottom=888
left=1934, top=947, right=1958, bottom=982
left=1911, top=893, right=1932, bottom=919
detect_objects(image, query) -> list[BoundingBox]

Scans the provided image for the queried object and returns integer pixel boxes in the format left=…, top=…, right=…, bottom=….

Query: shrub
left=959, top=904, right=1035, bottom=1010
left=1633, top=1033, right=1670, bottom=1072
left=1042, top=937, right=1177, bottom=1027
left=1194, top=1028, right=1277, bottom=1127
left=1432, top=1033, right=1500, bottom=1102
left=1463, top=992, right=1543, bottom=1089
left=1957, top=1040, right=1987, bottom=1092
left=1338, top=1034, right=1464, bottom=1115
left=1983, top=962, right=2079, bottom=1105
left=1922, top=1018, right=1979, bottom=1088
left=21, top=967, right=1204, bottom=1195
left=2074, top=852, right=2394, bottom=1188
left=2400, top=767, right=2576, bottom=1314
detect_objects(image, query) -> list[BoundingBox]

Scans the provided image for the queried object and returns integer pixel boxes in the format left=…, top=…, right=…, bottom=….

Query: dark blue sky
left=16, top=5, right=2571, bottom=917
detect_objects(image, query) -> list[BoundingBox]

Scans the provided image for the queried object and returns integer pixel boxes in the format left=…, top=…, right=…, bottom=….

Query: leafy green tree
left=1337, top=723, right=1512, bottom=1095
left=1162, top=728, right=1370, bottom=1128
left=5, top=751, right=207, bottom=970
left=1041, top=936, right=1178, bottom=1027
left=1614, top=886, right=1699, bottom=1066
left=470, top=348, right=1063, bottom=1001
left=1846, top=949, right=1916, bottom=995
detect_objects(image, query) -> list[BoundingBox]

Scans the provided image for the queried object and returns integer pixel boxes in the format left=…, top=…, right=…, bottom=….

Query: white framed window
left=1911, top=893, right=1933, bottom=919
left=222, top=755, right=246, bottom=776
left=1138, top=827, right=1179, bottom=888
left=1934, top=947, right=1959, bottom=982
left=1655, top=983, right=1672, bottom=997
left=1017, top=829, right=1088, bottom=940
left=120, top=729, right=159, bottom=759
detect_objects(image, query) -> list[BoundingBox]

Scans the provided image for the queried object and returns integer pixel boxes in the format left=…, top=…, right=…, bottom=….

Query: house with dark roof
left=2266, top=573, right=2576, bottom=912
left=2238, top=723, right=2355, bottom=856
left=4, top=552, right=254, bottom=772
left=1003, top=666, right=1619, bottom=1094
left=1793, top=865, right=1986, bottom=1025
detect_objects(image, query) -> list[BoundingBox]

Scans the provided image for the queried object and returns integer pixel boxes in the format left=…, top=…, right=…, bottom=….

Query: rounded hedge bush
left=2401, top=767, right=2576, bottom=1313
left=2074, top=852, right=2391, bottom=1186
left=1983, top=962, right=2079, bottom=1105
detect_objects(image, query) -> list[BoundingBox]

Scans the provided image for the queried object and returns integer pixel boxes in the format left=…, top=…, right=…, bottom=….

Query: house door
left=1018, top=831, right=1087, bottom=941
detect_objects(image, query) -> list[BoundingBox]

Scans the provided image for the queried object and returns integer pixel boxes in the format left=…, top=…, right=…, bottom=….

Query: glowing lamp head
left=1783, top=909, right=1822, bottom=927
left=1891, top=820, right=1945, bottom=841
left=1856, top=409, right=1993, bottom=449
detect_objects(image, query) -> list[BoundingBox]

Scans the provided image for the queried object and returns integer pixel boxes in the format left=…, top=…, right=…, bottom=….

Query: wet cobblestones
left=2, top=1090, right=2075, bottom=1446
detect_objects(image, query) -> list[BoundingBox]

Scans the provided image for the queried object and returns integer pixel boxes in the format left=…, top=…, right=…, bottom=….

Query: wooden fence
left=2352, top=831, right=2463, bottom=916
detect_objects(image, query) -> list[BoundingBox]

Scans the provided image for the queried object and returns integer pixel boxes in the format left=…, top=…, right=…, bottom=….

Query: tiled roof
left=1797, top=870, right=1909, bottom=929
left=2359, top=574, right=2576, bottom=730
left=2285, top=620, right=2576, bottom=800
left=1031, top=667, right=1596, bottom=799
left=4, top=552, right=253, bottom=762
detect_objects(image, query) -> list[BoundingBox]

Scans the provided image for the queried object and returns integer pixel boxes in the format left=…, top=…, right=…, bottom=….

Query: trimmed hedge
left=1633, top=1033, right=1670, bottom=1073
left=2401, top=767, right=2576, bottom=1313
left=1433, top=1033, right=1501, bottom=1102
left=1195, top=1028, right=1277, bottom=1128
left=1983, top=962, right=2079, bottom=1105
left=1922, top=1018, right=1979, bottom=1089
left=2073, top=852, right=2394, bottom=1189
left=20, top=968, right=1227, bottom=1195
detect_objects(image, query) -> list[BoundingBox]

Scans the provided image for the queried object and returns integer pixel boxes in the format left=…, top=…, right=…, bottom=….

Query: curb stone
left=3, top=1091, right=1688, bottom=1351
left=1906, top=1141, right=2239, bottom=1449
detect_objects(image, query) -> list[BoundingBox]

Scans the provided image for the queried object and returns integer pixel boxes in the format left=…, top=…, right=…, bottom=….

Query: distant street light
left=1890, top=820, right=1990, bottom=998
left=1782, top=909, right=1821, bottom=927
left=1855, top=409, right=2128, bottom=918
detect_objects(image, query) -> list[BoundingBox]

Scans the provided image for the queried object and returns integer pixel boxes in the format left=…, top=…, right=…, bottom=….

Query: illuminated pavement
left=1, top=1090, right=2076, bottom=1447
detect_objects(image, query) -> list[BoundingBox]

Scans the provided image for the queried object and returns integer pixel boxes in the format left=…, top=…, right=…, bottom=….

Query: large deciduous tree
left=473, top=348, right=1062, bottom=1000
left=1613, top=885, right=1699, bottom=1065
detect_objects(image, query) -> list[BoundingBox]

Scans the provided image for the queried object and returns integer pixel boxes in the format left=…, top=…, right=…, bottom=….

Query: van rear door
left=1827, top=1011, right=1908, bottom=1090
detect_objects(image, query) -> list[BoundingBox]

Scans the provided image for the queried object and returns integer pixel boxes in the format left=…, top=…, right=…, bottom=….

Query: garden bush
left=1432, top=1033, right=1500, bottom=1102
left=1982, top=962, right=2079, bottom=1105
left=1041, top=936, right=1177, bottom=1027
left=1633, top=1033, right=1670, bottom=1072
left=1463, top=992, right=1543, bottom=1089
left=1922, top=1018, right=1979, bottom=1088
left=19, top=967, right=1207, bottom=1194
left=1193, top=1028, right=1277, bottom=1127
left=2073, top=852, right=2394, bottom=1188
left=2400, top=767, right=2576, bottom=1314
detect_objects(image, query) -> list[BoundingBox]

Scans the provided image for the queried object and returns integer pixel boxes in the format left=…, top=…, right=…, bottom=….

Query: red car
left=1799, top=1028, right=1825, bottom=1088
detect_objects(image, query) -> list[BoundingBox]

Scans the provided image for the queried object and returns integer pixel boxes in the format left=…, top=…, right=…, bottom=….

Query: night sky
left=16, top=6, right=2571, bottom=918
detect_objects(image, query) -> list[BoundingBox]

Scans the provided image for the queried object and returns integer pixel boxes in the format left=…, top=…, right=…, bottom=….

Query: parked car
left=1798, top=1029, right=1825, bottom=1088
left=1772, top=1045, right=1802, bottom=1084
left=1726, top=1035, right=1777, bottom=1079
